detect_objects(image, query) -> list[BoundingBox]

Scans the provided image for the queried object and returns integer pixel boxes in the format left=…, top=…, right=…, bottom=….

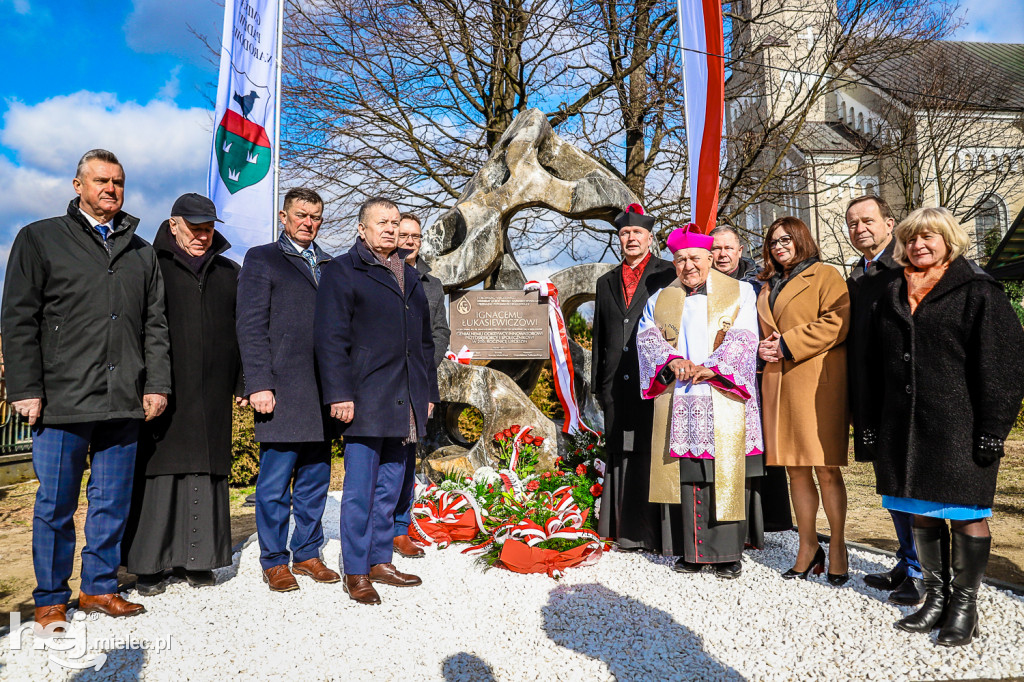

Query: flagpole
left=272, top=0, right=285, bottom=241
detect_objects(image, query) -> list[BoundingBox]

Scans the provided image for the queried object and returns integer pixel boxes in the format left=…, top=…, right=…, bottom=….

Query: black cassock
left=592, top=256, right=686, bottom=553
left=123, top=223, right=242, bottom=575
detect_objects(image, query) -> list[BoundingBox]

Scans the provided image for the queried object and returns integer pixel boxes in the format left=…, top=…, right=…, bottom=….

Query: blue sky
left=0, top=0, right=1020, bottom=280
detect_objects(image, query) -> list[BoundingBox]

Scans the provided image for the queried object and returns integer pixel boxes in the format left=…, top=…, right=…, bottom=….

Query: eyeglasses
left=768, top=235, right=793, bottom=249
left=399, top=235, right=422, bottom=242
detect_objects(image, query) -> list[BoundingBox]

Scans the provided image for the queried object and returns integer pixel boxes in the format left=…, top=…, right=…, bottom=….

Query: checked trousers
left=31, top=419, right=140, bottom=606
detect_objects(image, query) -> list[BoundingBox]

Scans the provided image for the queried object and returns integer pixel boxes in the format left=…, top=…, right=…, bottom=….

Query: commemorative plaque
left=449, top=290, right=549, bottom=359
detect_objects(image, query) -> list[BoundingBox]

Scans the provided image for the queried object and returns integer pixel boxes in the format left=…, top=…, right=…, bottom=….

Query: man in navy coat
left=315, top=197, right=439, bottom=605
left=237, top=187, right=341, bottom=592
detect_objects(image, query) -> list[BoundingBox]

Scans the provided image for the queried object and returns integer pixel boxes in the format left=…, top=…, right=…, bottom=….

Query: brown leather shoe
left=33, top=604, right=68, bottom=634
left=393, top=534, right=425, bottom=558
left=292, top=557, right=340, bottom=583
left=369, top=562, right=422, bottom=587
left=78, top=592, right=145, bottom=618
left=262, top=564, right=299, bottom=592
left=343, top=574, right=381, bottom=605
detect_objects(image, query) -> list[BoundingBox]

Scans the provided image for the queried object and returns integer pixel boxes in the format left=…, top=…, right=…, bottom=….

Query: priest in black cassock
left=592, top=204, right=682, bottom=553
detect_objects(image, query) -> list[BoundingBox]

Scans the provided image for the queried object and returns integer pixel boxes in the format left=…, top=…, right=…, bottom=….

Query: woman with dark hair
left=756, top=217, right=852, bottom=585
left=863, top=207, right=1024, bottom=646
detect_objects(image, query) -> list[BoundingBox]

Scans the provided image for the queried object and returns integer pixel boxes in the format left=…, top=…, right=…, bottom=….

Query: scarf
left=904, top=261, right=949, bottom=314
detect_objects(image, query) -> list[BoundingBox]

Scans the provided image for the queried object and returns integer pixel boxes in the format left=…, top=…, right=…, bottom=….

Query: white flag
left=207, top=0, right=282, bottom=261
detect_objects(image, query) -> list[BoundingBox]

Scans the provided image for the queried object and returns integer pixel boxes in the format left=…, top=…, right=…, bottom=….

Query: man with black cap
left=123, top=193, right=245, bottom=596
left=592, top=204, right=681, bottom=554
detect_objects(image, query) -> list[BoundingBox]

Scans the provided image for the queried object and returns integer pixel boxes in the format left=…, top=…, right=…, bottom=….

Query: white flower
left=472, top=466, right=501, bottom=485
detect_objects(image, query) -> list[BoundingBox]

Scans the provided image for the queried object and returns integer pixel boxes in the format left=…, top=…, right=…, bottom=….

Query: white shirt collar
left=79, top=207, right=112, bottom=230
left=287, top=235, right=315, bottom=254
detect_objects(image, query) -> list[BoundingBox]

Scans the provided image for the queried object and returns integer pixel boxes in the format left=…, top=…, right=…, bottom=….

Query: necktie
left=301, top=248, right=320, bottom=283
left=96, top=224, right=109, bottom=240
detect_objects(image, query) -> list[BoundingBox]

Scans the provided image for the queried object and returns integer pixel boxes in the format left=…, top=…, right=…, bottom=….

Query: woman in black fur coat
left=861, top=207, right=1024, bottom=647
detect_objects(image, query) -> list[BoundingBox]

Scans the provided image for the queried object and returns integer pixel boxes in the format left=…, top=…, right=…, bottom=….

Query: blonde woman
left=862, top=207, right=1024, bottom=646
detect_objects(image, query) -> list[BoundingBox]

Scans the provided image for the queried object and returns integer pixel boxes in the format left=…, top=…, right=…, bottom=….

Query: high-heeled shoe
left=827, top=544, right=850, bottom=586
left=782, top=545, right=825, bottom=580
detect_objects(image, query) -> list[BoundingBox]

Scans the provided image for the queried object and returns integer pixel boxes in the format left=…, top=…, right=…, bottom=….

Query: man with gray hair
left=2, top=149, right=171, bottom=631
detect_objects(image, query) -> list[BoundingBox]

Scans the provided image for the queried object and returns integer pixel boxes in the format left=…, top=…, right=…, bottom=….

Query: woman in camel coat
left=756, top=216, right=851, bottom=585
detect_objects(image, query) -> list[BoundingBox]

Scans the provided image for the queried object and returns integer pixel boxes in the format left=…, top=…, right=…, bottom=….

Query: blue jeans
left=31, top=420, right=140, bottom=606
left=891, top=510, right=922, bottom=579
left=254, top=442, right=331, bottom=571
left=393, top=443, right=417, bottom=537
left=341, top=437, right=408, bottom=575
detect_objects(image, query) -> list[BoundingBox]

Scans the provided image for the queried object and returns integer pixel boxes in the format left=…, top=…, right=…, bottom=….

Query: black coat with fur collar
left=862, top=256, right=1024, bottom=507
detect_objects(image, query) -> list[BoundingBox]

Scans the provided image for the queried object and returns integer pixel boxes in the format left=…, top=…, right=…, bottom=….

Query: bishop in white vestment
left=636, top=224, right=765, bottom=578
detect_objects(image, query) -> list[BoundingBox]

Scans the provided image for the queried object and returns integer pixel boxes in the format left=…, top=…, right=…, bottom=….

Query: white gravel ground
left=3, top=491, right=1023, bottom=681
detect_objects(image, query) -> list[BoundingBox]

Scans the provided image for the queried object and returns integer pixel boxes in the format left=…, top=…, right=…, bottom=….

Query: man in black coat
left=237, top=187, right=340, bottom=592
left=123, top=194, right=244, bottom=596
left=392, top=212, right=450, bottom=559
left=844, top=195, right=923, bottom=606
left=315, top=197, right=439, bottom=605
left=1, top=149, right=171, bottom=629
left=592, top=204, right=680, bottom=554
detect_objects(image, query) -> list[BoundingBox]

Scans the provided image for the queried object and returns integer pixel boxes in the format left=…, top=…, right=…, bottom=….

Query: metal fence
left=0, top=360, right=33, bottom=455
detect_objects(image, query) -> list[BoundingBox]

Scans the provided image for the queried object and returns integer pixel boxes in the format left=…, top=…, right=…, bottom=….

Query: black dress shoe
left=889, top=575, right=925, bottom=606
left=863, top=565, right=907, bottom=591
left=714, top=561, right=742, bottom=580
left=135, top=573, right=167, bottom=597
left=173, top=567, right=216, bottom=587
left=672, top=558, right=704, bottom=573
left=184, top=570, right=216, bottom=587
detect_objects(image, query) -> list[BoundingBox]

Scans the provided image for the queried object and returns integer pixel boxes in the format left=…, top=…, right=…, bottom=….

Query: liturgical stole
left=649, top=270, right=747, bottom=522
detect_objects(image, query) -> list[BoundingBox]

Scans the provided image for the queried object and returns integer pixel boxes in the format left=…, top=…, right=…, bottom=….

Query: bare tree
left=865, top=41, right=1024, bottom=253
left=718, top=0, right=960, bottom=249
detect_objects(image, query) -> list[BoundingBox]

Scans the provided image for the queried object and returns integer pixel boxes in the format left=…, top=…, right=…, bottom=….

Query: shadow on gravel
left=67, top=646, right=144, bottom=681
left=542, top=583, right=743, bottom=681
left=441, top=652, right=496, bottom=681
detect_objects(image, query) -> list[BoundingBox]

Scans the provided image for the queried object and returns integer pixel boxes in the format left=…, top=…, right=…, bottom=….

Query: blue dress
left=882, top=496, right=991, bottom=520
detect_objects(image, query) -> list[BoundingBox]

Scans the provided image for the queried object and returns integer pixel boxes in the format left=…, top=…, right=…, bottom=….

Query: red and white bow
left=445, top=345, right=474, bottom=365
left=524, top=280, right=595, bottom=435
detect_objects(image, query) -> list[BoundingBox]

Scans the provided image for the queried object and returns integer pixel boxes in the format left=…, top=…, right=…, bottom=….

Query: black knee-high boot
left=937, top=530, right=990, bottom=647
left=895, top=524, right=949, bottom=633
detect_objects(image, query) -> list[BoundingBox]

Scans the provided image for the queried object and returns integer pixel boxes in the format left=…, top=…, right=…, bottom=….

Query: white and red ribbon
left=445, top=345, right=474, bottom=365
left=677, top=0, right=725, bottom=234
left=524, top=280, right=594, bottom=435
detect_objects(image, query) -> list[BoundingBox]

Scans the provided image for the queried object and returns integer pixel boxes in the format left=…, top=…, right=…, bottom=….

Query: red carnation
left=511, top=425, right=521, bottom=434
left=523, top=434, right=535, bottom=445
left=554, top=456, right=562, bottom=466
left=590, top=483, right=604, bottom=497
left=527, top=480, right=540, bottom=492
left=556, top=470, right=566, bottom=477
left=503, top=429, right=512, bottom=440
left=587, top=443, right=595, bottom=451
left=575, top=464, right=587, bottom=476
left=533, top=436, right=545, bottom=446
left=541, top=472, right=552, bottom=480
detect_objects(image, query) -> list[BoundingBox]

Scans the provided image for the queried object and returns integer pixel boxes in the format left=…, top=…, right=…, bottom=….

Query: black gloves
left=973, top=433, right=1005, bottom=467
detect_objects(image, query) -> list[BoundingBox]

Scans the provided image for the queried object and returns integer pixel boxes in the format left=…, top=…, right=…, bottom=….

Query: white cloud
left=952, top=0, right=1024, bottom=43
left=123, top=0, right=224, bottom=65
left=1, top=0, right=31, bottom=15
left=0, top=91, right=215, bottom=282
left=157, top=65, right=184, bottom=101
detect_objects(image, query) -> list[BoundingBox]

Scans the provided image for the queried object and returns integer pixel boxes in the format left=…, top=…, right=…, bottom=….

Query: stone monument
left=420, top=108, right=637, bottom=477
